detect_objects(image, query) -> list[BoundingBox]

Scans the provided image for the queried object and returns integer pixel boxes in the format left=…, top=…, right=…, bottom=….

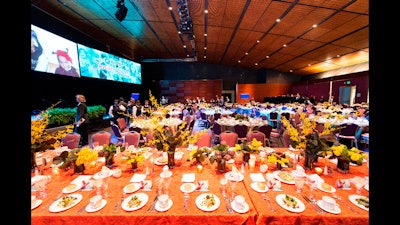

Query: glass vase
left=131, top=162, right=138, bottom=172
left=337, top=158, right=350, bottom=174
left=217, top=160, right=226, bottom=173
left=242, top=152, right=250, bottom=163
left=303, top=153, right=314, bottom=171
left=167, top=150, right=175, bottom=169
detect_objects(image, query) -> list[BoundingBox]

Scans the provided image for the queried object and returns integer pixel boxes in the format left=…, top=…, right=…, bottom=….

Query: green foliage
left=46, top=105, right=107, bottom=126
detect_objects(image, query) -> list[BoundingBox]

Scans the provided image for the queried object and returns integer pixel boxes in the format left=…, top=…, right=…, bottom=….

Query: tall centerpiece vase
left=74, top=163, right=85, bottom=174
left=336, top=157, right=350, bottom=174
left=303, top=153, right=315, bottom=171
left=131, top=162, right=138, bottom=172
left=217, top=160, right=226, bottom=173
left=167, top=150, right=175, bottom=169
left=242, top=152, right=250, bottom=163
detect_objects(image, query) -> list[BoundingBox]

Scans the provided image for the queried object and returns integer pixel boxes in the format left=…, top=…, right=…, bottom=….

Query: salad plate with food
left=195, top=193, right=220, bottom=211
left=275, top=194, right=305, bottom=213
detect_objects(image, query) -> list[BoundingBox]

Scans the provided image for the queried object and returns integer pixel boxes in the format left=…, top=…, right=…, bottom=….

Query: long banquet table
left=31, top=148, right=369, bottom=225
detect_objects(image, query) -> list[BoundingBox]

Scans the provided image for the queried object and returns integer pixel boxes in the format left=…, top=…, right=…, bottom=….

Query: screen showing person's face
left=58, top=55, right=72, bottom=71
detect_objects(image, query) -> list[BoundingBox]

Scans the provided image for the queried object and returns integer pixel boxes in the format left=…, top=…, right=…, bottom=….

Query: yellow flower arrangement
left=329, top=144, right=367, bottom=166
left=281, top=112, right=336, bottom=157
left=233, top=138, right=262, bottom=154
left=267, top=152, right=290, bottom=167
left=75, top=147, right=99, bottom=166
left=124, top=148, right=145, bottom=164
left=31, top=101, right=74, bottom=152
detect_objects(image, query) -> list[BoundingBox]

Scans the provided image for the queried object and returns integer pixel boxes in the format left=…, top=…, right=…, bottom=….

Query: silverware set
left=222, top=191, right=234, bottom=213
left=332, top=193, right=360, bottom=214
left=183, top=193, right=189, bottom=211
left=114, top=192, right=126, bottom=212
left=40, top=193, right=62, bottom=212
left=262, top=193, right=276, bottom=212
left=302, top=195, right=325, bottom=214
left=146, top=195, right=158, bottom=212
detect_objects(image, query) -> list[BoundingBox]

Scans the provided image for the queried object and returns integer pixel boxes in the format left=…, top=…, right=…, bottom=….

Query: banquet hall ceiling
left=31, top=0, right=369, bottom=75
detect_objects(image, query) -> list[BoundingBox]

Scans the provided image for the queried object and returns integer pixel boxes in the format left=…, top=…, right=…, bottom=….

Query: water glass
left=294, top=176, right=306, bottom=193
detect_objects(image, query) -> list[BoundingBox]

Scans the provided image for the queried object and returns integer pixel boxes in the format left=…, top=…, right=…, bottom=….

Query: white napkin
left=307, top=174, right=324, bottom=185
left=71, top=175, right=92, bottom=185
left=250, top=173, right=266, bottom=182
left=181, top=173, right=196, bottom=182
left=130, top=173, right=147, bottom=182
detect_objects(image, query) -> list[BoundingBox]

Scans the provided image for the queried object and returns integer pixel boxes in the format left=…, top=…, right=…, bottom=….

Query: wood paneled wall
left=236, top=83, right=292, bottom=104
left=159, top=79, right=223, bottom=103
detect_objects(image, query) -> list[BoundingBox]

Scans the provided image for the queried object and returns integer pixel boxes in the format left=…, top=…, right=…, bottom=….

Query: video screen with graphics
left=78, top=44, right=142, bottom=84
left=31, top=24, right=80, bottom=77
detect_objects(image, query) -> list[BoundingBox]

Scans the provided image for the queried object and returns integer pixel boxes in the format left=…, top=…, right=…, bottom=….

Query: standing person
left=74, top=94, right=89, bottom=146
left=109, top=99, right=122, bottom=123
left=142, top=99, right=152, bottom=117
left=132, top=100, right=143, bottom=118
left=54, top=49, right=80, bottom=77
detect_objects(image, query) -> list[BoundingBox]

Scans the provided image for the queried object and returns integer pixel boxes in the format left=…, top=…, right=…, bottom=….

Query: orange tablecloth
left=31, top=148, right=369, bottom=225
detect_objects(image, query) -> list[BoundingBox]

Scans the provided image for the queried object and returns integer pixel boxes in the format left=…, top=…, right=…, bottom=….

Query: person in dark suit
left=74, top=94, right=89, bottom=146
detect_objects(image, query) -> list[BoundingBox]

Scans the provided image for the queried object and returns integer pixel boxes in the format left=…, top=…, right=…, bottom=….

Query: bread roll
left=184, top=183, right=192, bottom=192
left=321, top=182, right=332, bottom=191
left=257, top=182, right=266, bottom=190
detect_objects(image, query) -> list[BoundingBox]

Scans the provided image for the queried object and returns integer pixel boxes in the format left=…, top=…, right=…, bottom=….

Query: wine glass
left=93, top=178, right=103, bottom=196
left=352, top=176, right=366, bottom=194
left=307, top=176, right=317, bottom=198
left=229, top=179, right=238, bottom=200
left=294, top=176, right=306, bottom=193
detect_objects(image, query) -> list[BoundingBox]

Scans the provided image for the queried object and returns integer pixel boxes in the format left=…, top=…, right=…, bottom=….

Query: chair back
left=196, top=131, right=213, bottom=147
left=110, top=123, right=124, bottom=142
left=234, top=124, right=249, bottom=139
left=339, top=123, right=360, bottom=137
left=246, top=131, right=266, bottom=146
left=91, top=131, right=112, bottom=147
left=219, top=131, right=238, bottom=147
left=61, top=132, right=81, bottom=149
left=258, top=124, right=272, bottom=139
left=282, top=130, right=291, bottom=148
left=213, top=113, right=221, bottom=121
left=211, top=122, right=222, bottom=136
left=117, top=117, right=129, bottom=132
left=125, top=131, right=141, bottom=147
left=281, top=112, right=291, bottom=120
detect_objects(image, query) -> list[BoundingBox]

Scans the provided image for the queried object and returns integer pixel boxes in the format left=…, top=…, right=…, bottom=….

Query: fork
left=114, top=192, right=126, bottom=212
left=183, top=193, right=189, bottom=211
left=262, top=193, right=276, bottom=212
left=332, top=193, right=360, bottom=214
left=146, top=195, right=158, bottom=212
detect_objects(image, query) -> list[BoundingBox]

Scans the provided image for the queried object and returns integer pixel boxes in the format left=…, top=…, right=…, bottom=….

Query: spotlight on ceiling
left=115, top=0, right=128, bottom=22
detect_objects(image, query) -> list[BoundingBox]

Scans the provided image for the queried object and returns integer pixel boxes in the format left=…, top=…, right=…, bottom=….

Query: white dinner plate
left=93, top=171, right=112, bottom=180
left=85, top=199, right=107, bottom=213
left=364, top=184, right=369, bottom=191
left=154, top=157, right=168, bottom=165
left=316, top=183, right=336, bottom=193
left=226, top=159, right=235, bottom=164
left=275, top=194, right=305, bottom=213
left=250, top=182, right=268, bottom=193
left=31, top=199, right=42, bottom=210
left=180, top=183, right=196, bottom=193
left=49, top=194, right=83, bottom=212
left=348, top=194, right=369, bottom=211
left=123, top=183, right=141, bottom=194
left=316, top=200, right=341, bottom=214
left=274, top=171, right=295, bottom=184
left=62, top=183, right=82, bottom=194
left=195, top=193, right=220, bottom=212
left=155, top=199, right=173, bottom=212
left=121, top=193, right=149, bottom=211
left=230, top=201, right=249, bottom=213
left=225, top=171, right=244, bottom=181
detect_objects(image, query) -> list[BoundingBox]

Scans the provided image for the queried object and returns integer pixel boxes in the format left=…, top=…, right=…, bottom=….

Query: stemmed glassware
left=307, top=176, right=317, bottom=198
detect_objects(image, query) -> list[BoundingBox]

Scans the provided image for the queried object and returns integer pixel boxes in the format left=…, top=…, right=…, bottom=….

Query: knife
left=302, top=195, right=325, bottom=214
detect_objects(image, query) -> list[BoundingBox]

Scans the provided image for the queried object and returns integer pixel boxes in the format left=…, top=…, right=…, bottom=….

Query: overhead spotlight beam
left=115, top=0, right=128, bottom=22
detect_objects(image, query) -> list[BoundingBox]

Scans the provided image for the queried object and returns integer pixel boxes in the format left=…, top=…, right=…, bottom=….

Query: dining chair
left=90, top=130, right=112, bottom=147
left=219, top=130, right=238, bottom=147
left=269, top=112, right=279, bottom=128
left=196, top=131, right=213, bottom=148
left=246, top=130, right=266, bottom=147
left=258, top=124, right=272, bottom=147
left=211, top=122, right=222, bottom=145
left=234, top=124, right=249, bottom=143
left=117, top=117, right=130, bottom=132
left=336, top=123, right=361, bottom=148
left=110, top=121, right=126, bottom=144
left=129, top=126, right=145, bottom=144
left=124, top=131, right=141, bottom=147
left=61, top=132, right=81, bottom=149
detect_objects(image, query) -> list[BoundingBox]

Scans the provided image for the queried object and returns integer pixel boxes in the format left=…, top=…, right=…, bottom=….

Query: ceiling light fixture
left=115, top=0, right=128, bottom=22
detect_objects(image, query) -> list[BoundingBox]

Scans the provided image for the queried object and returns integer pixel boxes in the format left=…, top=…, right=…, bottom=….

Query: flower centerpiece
left=209, top=144, right=235, bottom=172
left=281, top=112, right=337, bottom=169
left=74, top=147, right=99, bottom=174
left=329, top=144, right=368, bottom=173
left=31, top=101, right=74, bottom=169
left=189, top=147, right=211, bottom=165
left=267, top=152, right=291, bottom=170
left=122, top=148, right=145, bottom=172
left=98, top=143, right=120, bottom=167
left=234, top=138, right=262, bottom=162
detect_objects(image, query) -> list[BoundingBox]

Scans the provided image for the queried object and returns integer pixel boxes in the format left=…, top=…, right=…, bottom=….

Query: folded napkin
left=181, top=173, right=196, bottom=182
left=307, top=174, right=324, bottom=185
left=250, top=173, right=266, bottom=182
left=130, top=173, right=147, bottom=183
